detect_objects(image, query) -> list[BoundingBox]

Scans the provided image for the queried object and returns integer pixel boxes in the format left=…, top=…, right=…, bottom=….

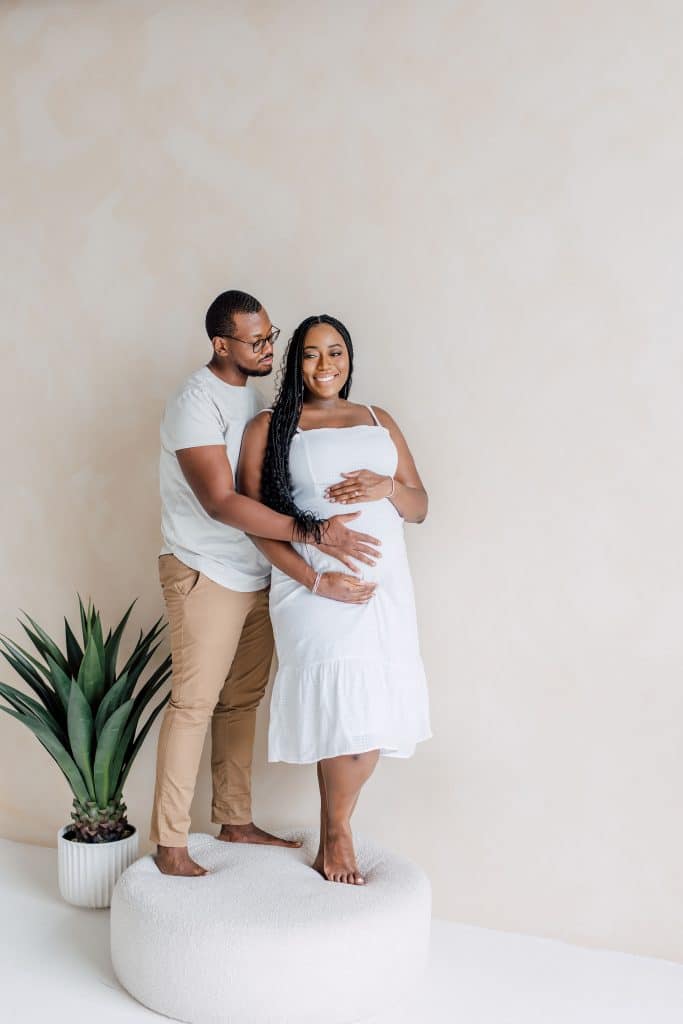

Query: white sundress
left=267, top=405, right=432, bottom=764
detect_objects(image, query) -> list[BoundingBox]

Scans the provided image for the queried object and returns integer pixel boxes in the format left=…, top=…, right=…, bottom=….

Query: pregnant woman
left=238, top=314, right=431, bottom=885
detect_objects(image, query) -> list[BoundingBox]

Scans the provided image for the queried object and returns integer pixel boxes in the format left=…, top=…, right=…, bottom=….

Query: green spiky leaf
left=0, top=705, right=91, bottom=805
left=91, top=612, right=104, bottom=667
left=0, top=681, right=65, bottom=740
left=44, top=653, right=72, bottom=713
left=76, top=633, right=104, bottom=706
left=78, top=595, right=89, bottom=646
left=0, top=634, right=50, bottom=681
left=0, top=637, right=64, bottom=720
left=64, top=617, right=83, bottom=677
left=93, top=699, right=134, bottom=806
left=120, top=617, right=165, bottom=676
left=67, top=682, right=96, bottom=800
left=114, top=694, right=169, bottom=802
left=18, top=612, right=70, bottom=675
left=104, top=600, right=136, bottom=685
left=130, top=657, right=171, bottom=721
left=93, top=670, right=130, bottom=738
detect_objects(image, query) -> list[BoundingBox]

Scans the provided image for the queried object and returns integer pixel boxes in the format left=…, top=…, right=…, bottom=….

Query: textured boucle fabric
left=110, top=828, right=431, bottom=1024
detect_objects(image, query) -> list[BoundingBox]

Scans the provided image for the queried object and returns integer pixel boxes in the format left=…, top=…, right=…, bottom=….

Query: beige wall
left=2, top=0, right=682, bottom=962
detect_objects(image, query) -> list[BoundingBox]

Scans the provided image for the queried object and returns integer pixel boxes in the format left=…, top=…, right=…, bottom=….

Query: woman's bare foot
left=321, top=826, right=365, bottom=885
left=217, top=823, right=302, bottom=848
left=154, top=845, right=207, bottom=876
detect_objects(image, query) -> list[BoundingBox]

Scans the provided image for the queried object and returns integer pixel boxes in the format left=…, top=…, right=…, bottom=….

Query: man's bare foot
left=154, top=845, right=207, bottom=876
left=319, top=825, right=364, bottom=884
left=216, top=822, right=302, bottom=848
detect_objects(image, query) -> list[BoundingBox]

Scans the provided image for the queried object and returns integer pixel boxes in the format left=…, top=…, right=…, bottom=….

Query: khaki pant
left=149, top=554, right=274, bottom=847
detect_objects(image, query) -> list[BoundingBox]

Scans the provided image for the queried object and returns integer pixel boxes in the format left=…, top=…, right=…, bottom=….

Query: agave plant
left=0, top=596, right=171, bottom=843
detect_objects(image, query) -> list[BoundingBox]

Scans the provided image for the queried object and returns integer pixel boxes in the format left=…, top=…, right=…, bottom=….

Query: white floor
left=2, top=836, right=683, bottom=1023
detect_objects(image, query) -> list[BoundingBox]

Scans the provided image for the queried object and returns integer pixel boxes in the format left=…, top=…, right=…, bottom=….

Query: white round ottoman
left=110, top=828, right=431, bottom=1024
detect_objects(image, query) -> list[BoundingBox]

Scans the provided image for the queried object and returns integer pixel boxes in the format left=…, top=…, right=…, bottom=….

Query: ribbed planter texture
left=57, top=824, right=139, bottom=908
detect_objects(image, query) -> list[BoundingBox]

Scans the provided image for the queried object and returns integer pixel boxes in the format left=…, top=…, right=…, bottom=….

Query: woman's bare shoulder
left=252, top=408, right=273, bottom=424
left=244, top=408, right=272, bottom=441
left=369, top=405, right=399, bottom=430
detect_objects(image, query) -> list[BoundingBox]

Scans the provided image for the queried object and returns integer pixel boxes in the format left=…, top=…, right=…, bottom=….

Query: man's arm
left=176, top=424, right=382, bottom=563
left=168, top=386, right=381, bottom=556
left=177, top=443, right=300, bottom=542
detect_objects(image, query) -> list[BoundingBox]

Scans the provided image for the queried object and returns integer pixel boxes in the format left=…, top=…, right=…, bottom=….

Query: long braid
left=261, top=314, right=354, bottom=542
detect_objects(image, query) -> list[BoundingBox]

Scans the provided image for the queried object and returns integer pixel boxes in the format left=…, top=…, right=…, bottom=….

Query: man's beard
left=236, top=360, right=273, bottom=378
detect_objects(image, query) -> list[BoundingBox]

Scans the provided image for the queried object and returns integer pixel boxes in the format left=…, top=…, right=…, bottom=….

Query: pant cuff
left=149, top=829, right=189, bottom=847
left=211, top=806, right=252, bottom=827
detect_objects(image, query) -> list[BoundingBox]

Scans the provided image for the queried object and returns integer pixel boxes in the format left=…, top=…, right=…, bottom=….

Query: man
left=150, top=289, right=380, bottom=875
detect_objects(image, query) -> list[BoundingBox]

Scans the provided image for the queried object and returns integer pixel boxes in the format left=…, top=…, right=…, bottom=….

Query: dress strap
left=366, top=404, right=381, bottom=426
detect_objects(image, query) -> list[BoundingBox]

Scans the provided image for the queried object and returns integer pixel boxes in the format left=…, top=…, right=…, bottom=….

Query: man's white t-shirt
left=159, top=365, right=271, bottom=592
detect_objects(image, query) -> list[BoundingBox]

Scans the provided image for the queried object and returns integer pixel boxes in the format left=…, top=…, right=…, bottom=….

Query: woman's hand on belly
left=325, top=469, right=393, bottom=505
left=317, top=572, right=377, bottom=604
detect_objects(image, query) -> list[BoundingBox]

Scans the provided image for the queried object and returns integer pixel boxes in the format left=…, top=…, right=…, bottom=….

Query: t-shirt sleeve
left=162, top=386, right=225, bottom=452
left=255, top=388, right=270, bottom=413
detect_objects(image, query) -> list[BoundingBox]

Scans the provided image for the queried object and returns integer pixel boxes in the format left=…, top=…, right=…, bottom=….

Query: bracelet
left=387, top=476, right=396, bottom=497
left=311, top=571, right=323, bottom=594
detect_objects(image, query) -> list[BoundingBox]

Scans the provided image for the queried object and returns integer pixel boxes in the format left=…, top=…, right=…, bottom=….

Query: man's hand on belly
left=316, top=541, right=366, bottom=574
left=316, top=512, right=382, bottom=572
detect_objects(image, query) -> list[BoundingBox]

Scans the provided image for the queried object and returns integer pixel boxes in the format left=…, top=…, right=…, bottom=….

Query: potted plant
left=0, top=596, right=171, bottom=908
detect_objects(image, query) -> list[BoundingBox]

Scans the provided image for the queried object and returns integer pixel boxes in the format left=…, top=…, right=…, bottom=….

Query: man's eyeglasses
left=222, top=327, right=281, bottom=354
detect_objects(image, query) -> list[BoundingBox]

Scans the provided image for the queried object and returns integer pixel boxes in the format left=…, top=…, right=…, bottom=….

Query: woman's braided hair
left=260, top=314, right=354, bottom=543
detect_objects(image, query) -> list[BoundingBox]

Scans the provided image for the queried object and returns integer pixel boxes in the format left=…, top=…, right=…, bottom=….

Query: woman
left=238, top=314, right=431, bottom=885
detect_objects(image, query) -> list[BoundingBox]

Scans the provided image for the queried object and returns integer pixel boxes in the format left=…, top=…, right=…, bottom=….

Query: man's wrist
left=302, top=565, right=318, bottom=590
left=309, top=519, right=330, bottom=546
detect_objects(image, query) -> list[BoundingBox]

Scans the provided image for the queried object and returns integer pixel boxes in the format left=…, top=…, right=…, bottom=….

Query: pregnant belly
left=290, top=496, right=406, bottom=584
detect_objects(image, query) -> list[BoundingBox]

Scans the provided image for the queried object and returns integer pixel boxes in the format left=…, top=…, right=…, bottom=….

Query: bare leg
left=154, top=846, right=208, bottom=876
left=312, top=762, right=364, bottom=873
left=317, top=750, right=380, bottom=885
left=312, top=762, right=328, bottom=875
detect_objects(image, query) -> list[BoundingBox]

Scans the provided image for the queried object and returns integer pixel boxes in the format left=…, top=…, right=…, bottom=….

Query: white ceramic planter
left=57, top=824, right=139, bottom=908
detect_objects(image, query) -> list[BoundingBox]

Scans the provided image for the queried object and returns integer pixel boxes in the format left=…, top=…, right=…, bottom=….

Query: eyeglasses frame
left=220, top=326, right=281, bottom=354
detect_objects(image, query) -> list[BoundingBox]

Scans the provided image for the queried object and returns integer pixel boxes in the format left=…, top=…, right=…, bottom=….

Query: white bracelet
left=311, top=571, right=323, bottom=594
left=387, top=476, right=396, bottom=497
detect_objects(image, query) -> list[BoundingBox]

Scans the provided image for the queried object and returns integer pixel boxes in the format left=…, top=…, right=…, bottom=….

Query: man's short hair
left=205, top=290, right=263, bottom=340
